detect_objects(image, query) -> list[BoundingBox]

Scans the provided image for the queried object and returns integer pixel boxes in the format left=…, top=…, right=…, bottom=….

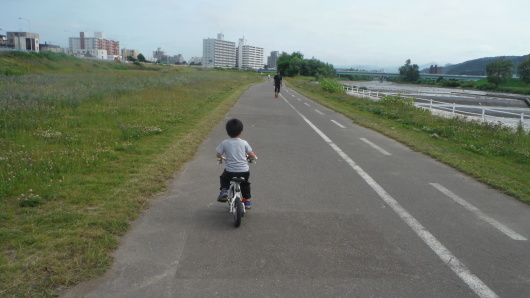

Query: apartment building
left=237, top=37, right=264, bottom=69
left=69, top=32, right=120, bottom=60
left=203, top=33, right=236, bottom=68
left=4, top=32, right=40, bottom=51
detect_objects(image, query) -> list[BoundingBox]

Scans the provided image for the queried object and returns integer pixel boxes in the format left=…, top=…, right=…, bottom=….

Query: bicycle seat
left=231, top=177, right=246, bottom=183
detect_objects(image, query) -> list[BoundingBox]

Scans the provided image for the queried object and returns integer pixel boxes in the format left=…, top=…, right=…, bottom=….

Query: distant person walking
left=267, top=74, right=270, bottom=81
left=273, top=71, right=282, bottom=98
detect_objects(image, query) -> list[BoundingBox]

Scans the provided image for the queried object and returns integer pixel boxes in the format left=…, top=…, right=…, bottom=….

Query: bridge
left=335, top=70, right=485, bottom=81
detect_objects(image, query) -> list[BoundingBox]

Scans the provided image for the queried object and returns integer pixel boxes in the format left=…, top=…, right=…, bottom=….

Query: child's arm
left=247, top=151, right=257, bottom=160
left=216, top=152, right=223, bottom=159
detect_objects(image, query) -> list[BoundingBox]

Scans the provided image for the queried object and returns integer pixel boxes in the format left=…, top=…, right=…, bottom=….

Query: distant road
left=64, top=81, right=530, bottom=298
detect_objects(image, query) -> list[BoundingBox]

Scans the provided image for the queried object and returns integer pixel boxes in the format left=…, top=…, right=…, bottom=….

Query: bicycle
left=217, top=156, right=256, bottom=227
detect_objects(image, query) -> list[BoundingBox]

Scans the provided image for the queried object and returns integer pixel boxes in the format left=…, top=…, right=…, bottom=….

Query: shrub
left=475, top=82, right=497, bottom=90
left=2, top=68, right=24, bottom=76
left=461, top=81, right=476, bottom=88
left=440, top=80, right=461, bottom=87
left=320, top=79, right=344, bottom=93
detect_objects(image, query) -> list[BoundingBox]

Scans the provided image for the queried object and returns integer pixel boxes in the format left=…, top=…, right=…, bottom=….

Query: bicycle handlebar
left=217, top=156, right=257, bottom=164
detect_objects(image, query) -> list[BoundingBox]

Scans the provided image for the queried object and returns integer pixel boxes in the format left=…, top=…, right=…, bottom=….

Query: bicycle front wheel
left=233, top=196, right=243, bottom=228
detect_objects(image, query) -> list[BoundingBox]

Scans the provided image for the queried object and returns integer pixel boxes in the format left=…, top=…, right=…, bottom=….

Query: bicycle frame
left=227, top=178, right=246, bottom=215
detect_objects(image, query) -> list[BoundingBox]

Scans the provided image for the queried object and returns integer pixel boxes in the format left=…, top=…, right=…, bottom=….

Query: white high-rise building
left=237, top=37, right=264, bottom=69
left=202, top=33, right=236, bottom=68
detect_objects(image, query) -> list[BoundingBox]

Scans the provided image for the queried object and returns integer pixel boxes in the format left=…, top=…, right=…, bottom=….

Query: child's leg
left=240, top=172, right=251, bottom=199
left=219, top=170, right=231, bottom=190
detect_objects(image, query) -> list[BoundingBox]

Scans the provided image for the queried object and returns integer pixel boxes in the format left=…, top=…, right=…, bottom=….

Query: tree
left=277, top=51, right=335, bottom=78
left=485, top=57, right=513, bottom=87
left=277, top=52, right=303, bottom=76
left=398, top=59, right=420, bottom=82
left=137, top=53, right=147, bottom=63
left=286, top=56, right=303, bottom=77
left=517, top=55, right=530, bottom=84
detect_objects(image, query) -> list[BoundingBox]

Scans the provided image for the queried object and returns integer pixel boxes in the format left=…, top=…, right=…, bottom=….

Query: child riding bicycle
left=216, top=118, right=257, bottom=209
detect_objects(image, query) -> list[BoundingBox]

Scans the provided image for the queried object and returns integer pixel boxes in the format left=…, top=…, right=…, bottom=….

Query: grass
left=286, top=77, right=530, bottom=203
left=0, top=53, right=262, bottom=296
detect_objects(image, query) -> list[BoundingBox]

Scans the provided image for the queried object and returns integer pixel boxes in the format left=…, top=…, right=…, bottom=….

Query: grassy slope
left=286, top=77, right=529, bottom=203
left=0, top=54, right=262, bottom=296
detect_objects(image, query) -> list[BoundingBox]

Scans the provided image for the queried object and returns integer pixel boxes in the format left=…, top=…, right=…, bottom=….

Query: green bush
left=461, top=81, right=476, bottom=88
left=2, top=68, right=24, bottom=76
left=320, top=79, right=344, bottom=93
left=417, top=79, right=436, bottom=85
left=475, top=82, right=497, bottom=90
left=440, top=80, right=461, bottom=87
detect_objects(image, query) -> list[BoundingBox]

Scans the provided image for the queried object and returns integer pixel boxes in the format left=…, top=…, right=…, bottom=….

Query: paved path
left=64, top=81, right=530, bottom=297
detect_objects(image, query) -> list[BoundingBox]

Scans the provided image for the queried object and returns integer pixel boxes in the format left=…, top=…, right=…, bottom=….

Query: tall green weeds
left=0, top=55, right=261, bottom=296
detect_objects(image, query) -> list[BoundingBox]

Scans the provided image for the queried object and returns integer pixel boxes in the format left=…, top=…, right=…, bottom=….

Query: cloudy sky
left=3, top=0, right=529, bottom=69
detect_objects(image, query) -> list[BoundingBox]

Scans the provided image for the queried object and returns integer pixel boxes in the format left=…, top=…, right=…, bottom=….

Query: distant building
left=153, top=47, right=168, bottom=62
left=4, top=32, right=40, bottom=51
left=40, top=42, right=61, bottom=53
left=69, top=32, right=120, bottom=60
left=203, top=33, right=236, bottom=68
left=173, top=54, right=185, bottom=64
left=237, top=37, right=263, bottom=69
left=189, top=56, right=202, bottom=65
left=122, top=49, right=140, bottom=60
left=429, top=65, right=444, bottom=74
left=267, top=51, right=280, bottom=69
left=152, top=48, right=186, bottom=64
left=0, top=34, right=8, bottom=49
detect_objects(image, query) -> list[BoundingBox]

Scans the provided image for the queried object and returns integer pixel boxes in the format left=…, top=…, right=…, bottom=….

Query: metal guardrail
left=415, top=98, right=530, bottom=129
left=342, top=85, right=530, bottom=130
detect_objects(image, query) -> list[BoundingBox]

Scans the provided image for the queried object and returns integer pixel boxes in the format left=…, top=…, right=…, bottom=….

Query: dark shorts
left=275, top=84, right=281, bottom=92
left=220, top=169, right=251, bottom=199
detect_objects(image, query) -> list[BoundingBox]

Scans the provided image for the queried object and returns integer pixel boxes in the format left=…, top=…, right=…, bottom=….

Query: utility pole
left=18, top=17, right=32, bottom=51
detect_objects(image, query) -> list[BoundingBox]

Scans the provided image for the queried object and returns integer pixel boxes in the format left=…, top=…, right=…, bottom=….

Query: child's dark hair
left=226, top=118, right=243, bottom=138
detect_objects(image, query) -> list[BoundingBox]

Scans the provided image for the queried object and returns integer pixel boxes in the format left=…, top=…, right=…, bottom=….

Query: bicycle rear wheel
left=233, top=196, right=243, bottom=227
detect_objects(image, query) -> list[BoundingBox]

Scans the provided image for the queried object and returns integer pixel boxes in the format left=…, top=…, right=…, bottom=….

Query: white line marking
left=292, top=94, right=296, bottom=97
left=360, top=138, right=391, bottom=156
left=281, top=95, right=498, bottom=298
left=304, top=102, right=310, bottom=107
left=430, top=183, right=527, bottom=241
left=315, top=109, right=324, bottom=115
left=297, top=98, right=302, bottom=101
left=331, top=120, right=346, bottom=128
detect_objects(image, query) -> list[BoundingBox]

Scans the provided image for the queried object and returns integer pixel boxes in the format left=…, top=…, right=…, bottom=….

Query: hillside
left=425, top=55, right=529, bottom=76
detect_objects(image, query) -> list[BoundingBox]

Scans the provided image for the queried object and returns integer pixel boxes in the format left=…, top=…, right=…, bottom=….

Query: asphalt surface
left=63, top=81, right=530, bottom=298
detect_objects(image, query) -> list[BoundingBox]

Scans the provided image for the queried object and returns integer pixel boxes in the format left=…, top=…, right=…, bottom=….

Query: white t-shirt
left=216, top=138, right=253, bottom=172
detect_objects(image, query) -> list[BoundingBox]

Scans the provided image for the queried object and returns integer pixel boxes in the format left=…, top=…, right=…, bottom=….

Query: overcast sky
left=3, top=0, right=529, bottom=69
